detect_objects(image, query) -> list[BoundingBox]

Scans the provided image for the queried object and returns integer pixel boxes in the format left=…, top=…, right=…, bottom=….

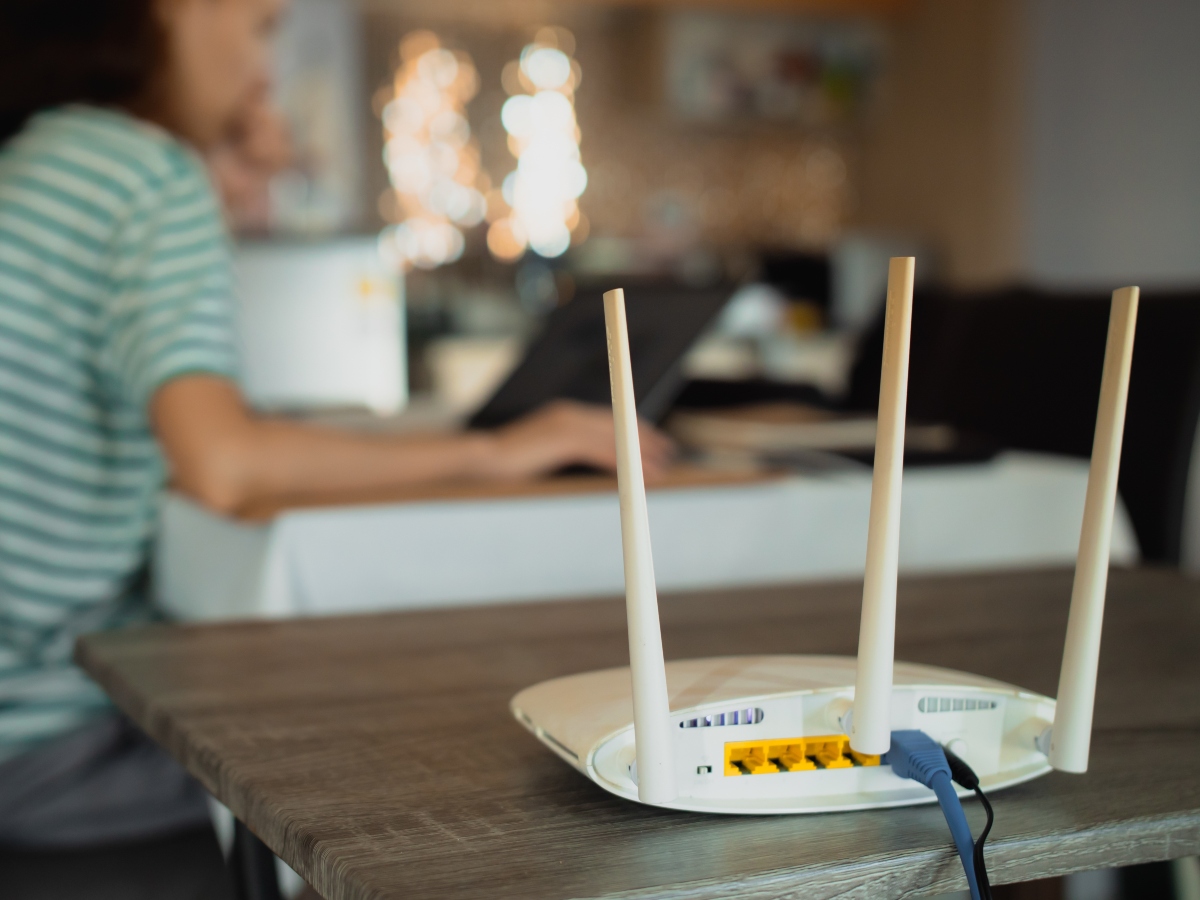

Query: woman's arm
left=151, top=375, right=672, bottom=515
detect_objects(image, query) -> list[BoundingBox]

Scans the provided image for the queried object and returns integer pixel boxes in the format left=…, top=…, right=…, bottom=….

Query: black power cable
left=973, top=787, right=994, bottom=899
left=943, top=745, right=995, bottom=900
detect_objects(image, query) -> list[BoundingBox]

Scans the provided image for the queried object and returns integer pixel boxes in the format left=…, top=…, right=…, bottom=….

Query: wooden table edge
left=226, top=464, right=787, bottom=523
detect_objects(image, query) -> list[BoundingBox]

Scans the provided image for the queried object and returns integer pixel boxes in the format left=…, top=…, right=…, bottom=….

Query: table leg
left=229, top=819, right=284, bottom=900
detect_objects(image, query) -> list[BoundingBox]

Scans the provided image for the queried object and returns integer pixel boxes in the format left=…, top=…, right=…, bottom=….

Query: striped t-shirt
left=0, top=105, right=239, bottom=760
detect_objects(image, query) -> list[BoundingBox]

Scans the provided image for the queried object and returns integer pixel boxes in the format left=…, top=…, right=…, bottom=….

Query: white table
left=154, top=451, right=1139, bottom=621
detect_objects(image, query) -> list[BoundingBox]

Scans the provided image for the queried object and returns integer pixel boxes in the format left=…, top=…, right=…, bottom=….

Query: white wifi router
left=512, top=259, right=1139, bottom=814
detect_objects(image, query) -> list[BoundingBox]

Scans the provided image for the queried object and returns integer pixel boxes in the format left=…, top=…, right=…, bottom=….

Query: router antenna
left=1049, top=287, right=1139, bottom=774
left=850, top=257, right=916, bottom=757
left=603, top=288, right=677, bottom=804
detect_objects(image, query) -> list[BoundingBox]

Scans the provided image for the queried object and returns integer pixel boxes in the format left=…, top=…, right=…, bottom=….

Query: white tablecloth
left=154, top=452, right=1139, bottom=621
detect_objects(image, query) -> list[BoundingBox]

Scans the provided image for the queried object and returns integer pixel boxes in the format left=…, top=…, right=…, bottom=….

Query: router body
left=513, top=655, right=1054, bottom=814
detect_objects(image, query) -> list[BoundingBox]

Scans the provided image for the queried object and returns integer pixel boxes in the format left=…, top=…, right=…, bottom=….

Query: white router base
left=512, top=656, right=1055, bottom=815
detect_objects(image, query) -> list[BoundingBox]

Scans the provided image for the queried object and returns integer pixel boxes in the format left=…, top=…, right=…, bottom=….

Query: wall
left=1026, top=0, right=1200, bottom=288
left=852, top=0, right=1025, bottom=288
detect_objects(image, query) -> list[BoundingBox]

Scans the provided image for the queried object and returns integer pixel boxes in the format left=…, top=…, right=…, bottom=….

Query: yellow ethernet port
left=724, top=734, right=881, bottom=776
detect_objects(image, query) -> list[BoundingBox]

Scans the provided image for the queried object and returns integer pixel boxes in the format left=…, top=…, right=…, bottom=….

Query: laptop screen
left=469, top=279, right=734, bottom=429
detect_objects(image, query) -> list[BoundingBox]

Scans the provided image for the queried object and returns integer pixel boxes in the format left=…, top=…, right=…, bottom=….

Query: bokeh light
left=378, top=32, right=486, bottom=271
left=488, top=27, right=587, bottom=261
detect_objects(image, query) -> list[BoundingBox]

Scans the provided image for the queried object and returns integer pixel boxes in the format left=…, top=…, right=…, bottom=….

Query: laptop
left=468, top=279, right=734, bottom=429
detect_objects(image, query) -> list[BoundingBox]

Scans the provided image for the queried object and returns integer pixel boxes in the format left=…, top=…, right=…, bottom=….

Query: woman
left=0, top=0, right=669, bottom=880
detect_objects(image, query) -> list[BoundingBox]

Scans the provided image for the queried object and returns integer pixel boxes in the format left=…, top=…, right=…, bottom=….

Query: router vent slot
left=679, top=708, right=764, bottom=728
left=918, top=697, right=998, bottom=713
left=537, top=729, right=579, bottom=761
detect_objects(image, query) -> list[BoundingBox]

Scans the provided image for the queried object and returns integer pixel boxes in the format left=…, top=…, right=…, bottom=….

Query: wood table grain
left=76, top=568, right=1200, bottom=900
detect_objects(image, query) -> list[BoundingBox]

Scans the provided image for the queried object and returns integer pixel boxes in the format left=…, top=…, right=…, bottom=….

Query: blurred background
left=229, top=0, right=1200, bottom=570
left=239, top=0, right=1200, bottom=403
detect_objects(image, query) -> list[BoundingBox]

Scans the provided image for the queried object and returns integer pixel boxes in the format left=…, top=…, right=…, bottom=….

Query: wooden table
left=77, top=568, right=1200, bottom=900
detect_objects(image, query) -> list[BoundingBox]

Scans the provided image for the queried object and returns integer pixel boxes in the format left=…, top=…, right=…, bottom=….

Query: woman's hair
left=0, top=0, right=164, bottom=142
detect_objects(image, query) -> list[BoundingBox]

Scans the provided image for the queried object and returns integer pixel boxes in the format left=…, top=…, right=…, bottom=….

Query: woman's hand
left=482, top=400, right=674, bottom=481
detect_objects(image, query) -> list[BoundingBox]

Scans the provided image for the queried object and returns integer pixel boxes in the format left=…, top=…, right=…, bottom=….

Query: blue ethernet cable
left=885, top=730, right=983, bottom=900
